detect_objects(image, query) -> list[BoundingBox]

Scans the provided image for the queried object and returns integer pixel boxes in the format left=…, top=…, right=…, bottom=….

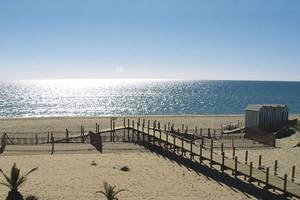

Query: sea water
left=0, top=79, right=299, bottom=117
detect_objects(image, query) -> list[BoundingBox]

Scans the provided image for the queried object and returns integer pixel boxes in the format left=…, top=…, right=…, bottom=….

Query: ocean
left=0, top=79, right=299, bottom=118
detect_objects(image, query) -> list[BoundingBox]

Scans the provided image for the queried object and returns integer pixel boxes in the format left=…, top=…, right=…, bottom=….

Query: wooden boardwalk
left=121, top=120, right=300, bottom=199
left=2, top=118, right=299, bottom=198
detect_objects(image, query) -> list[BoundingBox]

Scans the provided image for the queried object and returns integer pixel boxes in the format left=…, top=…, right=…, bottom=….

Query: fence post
left=283, top=174, right=287, bottom=196
left=221, top=151, right=225, bottom=174
left=113, top=121, right=115, bottom=142
left=190, top=141, right=193, bottom=160
left=234, top=156, right=238, bottom=178
left=127, top=119, right=130, bottom=142
left=35, top=134, right=38, bottom=145
left=274, top=160, right=278, bottom=175
left=249, top=162, right=253, bottom=183
left=245, top=150, right=248, bottom=164
left=200, top=144, right=203, bottom=163
left=66, top=129, right=69, bottom=143
left=173, top=135, right=176, bottom=153
left=147, top=124, right=150, bottom=144
left=51, top=133, right=54, bottom=155
left=159, top=128, right=162, bottom=147
left=232, top=147, right=235, bottom=160
left=265, top=167, right=269, bottom=189
left=259, top=155, right=262, bottom=169
left=142, top=119, right=145, bottom=132
left=292, top=165, right=296, bottom=182
left=132, top=120, right=135, bottom=142
left=221, top=143, right=224, bottom=153
left=99, top=135, right=103, bottom=153
left=181, top=137, right=184, bottom=156
left=123, top=118, right=126, bottom=141
left=110, top=118, right=112, bottom=131
left=210, top=139, right=213, bottom=169
left=166, top=131, right=169, bottom=144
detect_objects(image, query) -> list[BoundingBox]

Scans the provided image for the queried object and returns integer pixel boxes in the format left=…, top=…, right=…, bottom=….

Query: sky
left=0, top=0, right=299, bottom=81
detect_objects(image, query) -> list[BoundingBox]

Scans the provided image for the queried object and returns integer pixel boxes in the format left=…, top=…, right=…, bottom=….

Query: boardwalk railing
left=1, top=118, right=298, bottom=198
left=123, top=118, right=299, bottom=199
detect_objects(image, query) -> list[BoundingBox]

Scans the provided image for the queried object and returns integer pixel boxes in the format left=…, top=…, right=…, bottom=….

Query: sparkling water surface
left=0, top=79, right=299, bottom=117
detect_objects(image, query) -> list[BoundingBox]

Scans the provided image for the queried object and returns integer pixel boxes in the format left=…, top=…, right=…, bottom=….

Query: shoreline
left=1, top=113, right=299, bottom=120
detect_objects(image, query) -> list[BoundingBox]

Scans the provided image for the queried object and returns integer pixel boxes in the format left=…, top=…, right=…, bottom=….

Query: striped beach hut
left=245, top=104, right=288, bottom=132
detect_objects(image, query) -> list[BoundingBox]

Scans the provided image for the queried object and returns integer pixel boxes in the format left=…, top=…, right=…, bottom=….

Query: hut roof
left=246, top=104, right=288, bottom=112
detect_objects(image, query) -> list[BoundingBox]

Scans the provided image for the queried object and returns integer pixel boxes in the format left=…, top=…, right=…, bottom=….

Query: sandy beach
left=1, top=115, right=300, bottom=200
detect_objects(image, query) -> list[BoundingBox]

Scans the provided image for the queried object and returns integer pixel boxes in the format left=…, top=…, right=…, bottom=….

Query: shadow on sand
left=134, top=141, right=289, bottom=200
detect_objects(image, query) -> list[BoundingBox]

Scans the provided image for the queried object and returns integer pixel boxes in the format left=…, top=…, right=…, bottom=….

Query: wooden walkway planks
left=128, top=124, right=300, bottom=199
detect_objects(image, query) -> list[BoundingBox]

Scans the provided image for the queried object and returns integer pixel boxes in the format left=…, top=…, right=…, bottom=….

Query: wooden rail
left=123, top=119, right=300, bottom=199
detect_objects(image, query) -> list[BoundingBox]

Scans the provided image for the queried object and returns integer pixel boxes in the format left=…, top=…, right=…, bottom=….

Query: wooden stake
left=234, top=156, right=238, bottom=178
left=190, top=141, right=193, bottom=160
left=292, top=165, right=295, bottom=182
left=173, top=135, right=176, bottom=153
left=51, top=133, right=54, bottom=155
left=245, top=150, right=248, bottom=164
left=66, top=129, right=69, bottom=143
left=259, top=155, right=262, bottom=169
left=221, top=143, right=224, bottom=153
left=159, top=129, right=162, bottom=147
left=274, top=160, right=278, bottom=175
left=181, top=137, right=184, bottom=156
left=266, top=167, right=269, bottom=188
left=221, top=151, right=225, bottom=174
left=210, top=139, right=213, bottom=169
left=200, top=144, right=203, bottom=163
left=249, top=162, right=253, bottom=183
left=232, top=147, right=235, bottom=160
left=283, top=174, right=287, bottom=195
left=132, top=120, right=135, bottom=142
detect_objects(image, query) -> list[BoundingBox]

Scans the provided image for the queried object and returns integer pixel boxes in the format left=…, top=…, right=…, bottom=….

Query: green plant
left=96, top=181, right=127, bottom=200
left=0, top=163, right=38, bottom=200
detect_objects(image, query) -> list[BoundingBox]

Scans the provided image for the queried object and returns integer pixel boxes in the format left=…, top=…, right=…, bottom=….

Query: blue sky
left=0, top=0, right=299, bottom=80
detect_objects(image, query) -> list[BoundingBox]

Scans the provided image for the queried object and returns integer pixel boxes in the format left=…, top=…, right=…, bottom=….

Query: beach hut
left=245, top=104, right=288, bottom=132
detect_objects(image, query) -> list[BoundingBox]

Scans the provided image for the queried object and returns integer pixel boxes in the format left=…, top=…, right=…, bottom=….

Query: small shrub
left=120, top=166, right=130, bottom=172
left=96, top=181, right=127, bottom=200
left=25, top=195, right=38, bottom=200
left=91, top=161, right=97, bottom=166
left=274, top=127, right=296, bottom=139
